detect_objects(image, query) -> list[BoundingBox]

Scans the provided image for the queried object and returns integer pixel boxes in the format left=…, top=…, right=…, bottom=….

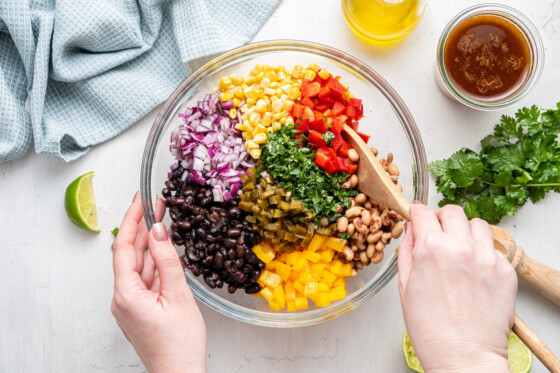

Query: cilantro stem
left=478, top=177, right=560, bottom=188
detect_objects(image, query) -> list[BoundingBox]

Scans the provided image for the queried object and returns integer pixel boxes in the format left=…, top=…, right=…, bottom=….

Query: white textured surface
left=1, top=0, right=559, bottom=371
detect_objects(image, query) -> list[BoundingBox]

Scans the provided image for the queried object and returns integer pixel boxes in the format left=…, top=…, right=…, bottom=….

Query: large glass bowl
left=140, top=40, right=428, bottom=327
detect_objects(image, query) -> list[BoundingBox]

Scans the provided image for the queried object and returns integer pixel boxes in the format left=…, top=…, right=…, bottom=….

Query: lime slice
left=64, top=171, right=100, bottom=232
left=402, top=330, right=532, bottom=373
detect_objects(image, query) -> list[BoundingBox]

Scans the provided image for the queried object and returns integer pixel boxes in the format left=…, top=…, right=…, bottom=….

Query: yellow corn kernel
left=318, top=69, right=330, bottom=80
left=293, top=64, right=303, bottom=78
left=263, top=87, right=276, bottom=96
left=253, top=132, right=267, bottom=144
left=294, top=297, right=308, bottom=310
left=262, top=112, right=273, bottom=127
left=271, top=100, right=283, bottom=113
left=232, top=98, right=241, bottom=107
left=289, top=87, right=300, bottom=100
left=265, top=71, right=278, bottom=82
left=260, top=77, right=271, bottom=88
left=252, top=124, right=268, bottom=136
left=246, top=97, right=256, bottom=106
left=219, top=92, right=231, bottom=101
left=249, top=148, right=261, bottom=159
left=234, top=88, right=244, bottom=98
left=304, top=69, right=316, bottom=81
left=230, top=74, right=243, bottom=85
left=228, top=108, right=237, bottom=119
left=219, top=77, right=232, bottom=90
left=308, top=63, right=320, bottom=72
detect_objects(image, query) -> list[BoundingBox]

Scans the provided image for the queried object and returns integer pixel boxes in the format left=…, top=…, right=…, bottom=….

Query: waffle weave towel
left=0, top=0, right=279, bottom=162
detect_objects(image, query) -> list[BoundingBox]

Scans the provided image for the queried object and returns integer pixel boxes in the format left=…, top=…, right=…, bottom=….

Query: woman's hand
left=111, top=193, right=206, bottom=373
left=398, top=204, right=517, bottom=373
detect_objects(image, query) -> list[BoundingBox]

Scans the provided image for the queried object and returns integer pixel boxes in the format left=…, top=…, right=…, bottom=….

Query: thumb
left=148, top=223, right=187, bottom=294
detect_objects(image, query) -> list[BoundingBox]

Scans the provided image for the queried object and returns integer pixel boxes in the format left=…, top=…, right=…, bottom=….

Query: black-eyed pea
left=353, top=218, right=368, bottom=234
left=349, top=174, right=359, bottom=188
left=359, top=251, right=369, bottom=264
left=396, top=184, right=403, bottom=193
left=371, top=208, right=380, bottom=218
left=348, top=149, right=360, bottom=162
left=355, top=261, right=363, bottom=270
left=361, top=209, right=372, bottom=226
left=367, top=230, right=383, bottom=244
left=370, top=147, right=378, bottom=156
left=391, top=223, right=404, bottom=238
left=366, top=244, right=375, bottom=258
left=387, top=152, right=393, bottom=164
left=351, top=268, right=358, bottom=277
left=387, top=163, right=399, bottom=176
left=347, top=222, right=355, bottom=235
left=364, top=201, right=372, bottom=209
left=337, top=216, right=349, bottom=232
left=371, top=250, right=384, bottom=264
left=345, top=206, right=362, bottom=219
left=355, top=193, right=367, bottom=204
left=342, top=246, right=354, bottom=261
left=381, top=232, right=392, bottom=244
left=390, top=175, right=399, bottom=182
left=375, top=241, right=385, bottom=252
left=357, top=241, right=366, bottom=250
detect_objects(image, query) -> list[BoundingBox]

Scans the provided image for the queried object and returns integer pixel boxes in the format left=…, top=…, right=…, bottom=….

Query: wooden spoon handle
left=516, top=251, right=560, bottom=307
left=513, top=314, right=560, bottom=372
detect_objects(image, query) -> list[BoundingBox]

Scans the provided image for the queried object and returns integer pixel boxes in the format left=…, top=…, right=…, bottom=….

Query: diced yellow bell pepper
left=268, top=300, right=283, bottom=311
left=266, top=261, right=277, bottom=271
left=308, top=234, right=329, bottom=252
left=340, top=263, right=353, bottom=277
left=260, top=287, right=274, bottom=303
left=319, top=248, right=335, bottom=262
left=287, top=300, right=296, bottom=312
left=295, top=297, right=309, bottom=310
left=252, top=243, right=276, bottom=264
left=329, top=260, right=343, bottom=275
left=286, top=252, right=301, bottom=266
left=292, top=257, right=309, bottom=271
left=273, top=285, right=286, bottom=308
left=310, top=263, right=327, bottom=276
left=302, top=250, right=321, bottom=263
left=326, top=238, right=346, bottom=252
left=333, top=277, right=347, bottom=287
left=304, top=282, right=319, bottom=298
left=293, top=280, right=305, bottom=295
left=289, top=270, right=300, bottom=282
left=276, top=262, right=292, bottom=281
left=298, top=269, right=314, bottom=284
left=315, top=292, right=331, bottom=307
left=321, top=270, right=337, bottom=285
left=258, top=270, right=282, bottom=288
left=329, top=286, right=346, bottom=302
left=285, top=282, right=296, bottom=301
left=318, top=283, right=330, bottom=293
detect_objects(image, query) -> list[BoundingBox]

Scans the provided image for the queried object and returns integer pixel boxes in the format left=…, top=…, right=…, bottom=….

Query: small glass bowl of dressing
left=436, top=4, right=544, bottom=110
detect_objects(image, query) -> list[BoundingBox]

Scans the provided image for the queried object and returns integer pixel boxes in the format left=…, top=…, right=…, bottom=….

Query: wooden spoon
left=343, top=125, right=560, bottom=372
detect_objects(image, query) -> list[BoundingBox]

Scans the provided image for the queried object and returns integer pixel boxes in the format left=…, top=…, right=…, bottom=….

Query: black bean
left=236, top=245, right=245, bottom=259
left=224, top=238, right=237, bottom=248
left=228, top=285, right=237, bottom=294
left=195, top=227, right=207, bottom=239
left=178, top=221, right=191, bottom=231
left=245, top=284, right=260, bottom=294
left=227, top=228, right=241, bottom=237
left=187, top=247, right=200, bottom=262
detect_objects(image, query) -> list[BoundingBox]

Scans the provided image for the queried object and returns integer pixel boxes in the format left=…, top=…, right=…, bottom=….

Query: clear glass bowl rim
left=436, top=3, right=544, bottom=110
left=140, top=40, right=428, bottom=327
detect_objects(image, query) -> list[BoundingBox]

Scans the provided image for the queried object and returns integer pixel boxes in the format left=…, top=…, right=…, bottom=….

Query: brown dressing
left=444, top=15, right=530, bottom=100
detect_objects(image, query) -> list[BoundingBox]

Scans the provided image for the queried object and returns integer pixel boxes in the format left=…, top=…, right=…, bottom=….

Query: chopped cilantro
left=341, top=232, right=350, bottom=240
left=429, top=103, right=560, bottom=223
left=323, top=131, right=335, bottom=146
left=262, top=124, right=357, bottom=222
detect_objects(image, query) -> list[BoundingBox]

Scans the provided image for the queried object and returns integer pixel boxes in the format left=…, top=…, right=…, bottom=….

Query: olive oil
left=342, top=0, right=426, bottom=44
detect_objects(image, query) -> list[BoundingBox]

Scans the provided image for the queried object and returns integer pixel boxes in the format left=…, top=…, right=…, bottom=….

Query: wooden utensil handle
left=513, top=314, right=560, bottom=372
left=516, top=252, right=560, bottom=307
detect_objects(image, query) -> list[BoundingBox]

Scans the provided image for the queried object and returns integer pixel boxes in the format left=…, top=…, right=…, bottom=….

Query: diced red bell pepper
left=308, top=131, right=327, bottom=147
left=291, top=103, right=305, bottom=118
left=294, top=119, right=309, bottom=133
left=310, top=117, right=328, bottom=134
left=349, top=98, right=362, bottom=108
left=327, top=77, right=347, bottom=93
left=347, top=119, right=359, bottom=131
left=335, top=157, right=349, bottom=173
left=301, top=96, right=316, bottom=109
left=357, top=132, right=370, bottom=144
left=318, top=96, right=335, bottom=106
left=330, top=117, right=345, bottom=136
left=301, top=82, right=321, bottom=98
left=347, top=163, right=358, bottom=175
left=345, top=105, right=363, bottom=120
left=318, top=86, right=331, bottom=99
left=323, top=160, right=337, bottom=174
left=314, top=151, right=331, bottom=169
left=331, top=135, right=345, bottom=153
left=338, top=142, right=352, bottom=158
left=315, top=103, right=332, bottom=112
left=332, top=101, right=346, bottom=116
left=317, top=147, right=337, bottom=160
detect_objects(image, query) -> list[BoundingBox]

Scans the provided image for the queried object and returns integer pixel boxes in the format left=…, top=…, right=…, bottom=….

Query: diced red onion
left=170, top=91, right=255, bottom=201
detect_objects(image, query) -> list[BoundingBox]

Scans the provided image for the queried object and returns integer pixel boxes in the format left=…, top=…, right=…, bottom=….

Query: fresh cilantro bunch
left=429, top=103, right=560, bottom=224
left=261, top=124, right=357, bottom=222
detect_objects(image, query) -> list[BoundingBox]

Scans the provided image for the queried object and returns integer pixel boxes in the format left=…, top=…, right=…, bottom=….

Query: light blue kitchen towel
left=0, top=0, right=280, bottom=162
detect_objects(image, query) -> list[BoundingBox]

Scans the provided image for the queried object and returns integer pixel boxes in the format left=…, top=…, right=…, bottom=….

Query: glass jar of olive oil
left=342, top=0, right=426, bottom=44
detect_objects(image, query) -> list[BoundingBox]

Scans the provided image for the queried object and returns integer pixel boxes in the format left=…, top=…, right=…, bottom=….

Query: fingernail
left=132, top=191, right=140, bottom=203
left=152, top=223, right=168, bottom=242
left=404, top=221, right=410, bottom=232
left=412, top=200, right=424, bottom=205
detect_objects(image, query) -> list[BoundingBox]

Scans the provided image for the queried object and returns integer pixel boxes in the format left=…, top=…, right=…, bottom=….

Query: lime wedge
left=64, top=171, right=100, bottom=232
left=402, top=330, right=532, bottom=373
